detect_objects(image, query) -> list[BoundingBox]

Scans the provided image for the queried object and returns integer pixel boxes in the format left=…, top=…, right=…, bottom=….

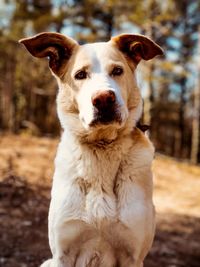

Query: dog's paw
left=54, top=219, right=115, bottom=267
left=100, top=220, right=135, bottom=267
left=75, top=237, right=115, bottom=267
left=40, top=259, right=53, bottom=267
left=115, top=249, right=135, bottom=267
left=59, top=236, right=115, bottom=267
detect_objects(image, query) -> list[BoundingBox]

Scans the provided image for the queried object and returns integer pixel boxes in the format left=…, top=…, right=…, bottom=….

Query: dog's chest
left=54, top=140, right=123, bottom=223
left=77, top=145, right=122, bottom=223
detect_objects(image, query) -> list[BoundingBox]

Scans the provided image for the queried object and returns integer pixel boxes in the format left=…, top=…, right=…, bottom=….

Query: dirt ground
left=0, top=134, right=200, bottom=267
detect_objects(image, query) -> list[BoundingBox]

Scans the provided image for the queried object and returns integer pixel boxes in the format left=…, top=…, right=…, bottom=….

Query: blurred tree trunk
left=2, top=43, right=16, bottom=132
left=178, top=76, right=187, bottom=157
left=190, top=27, right=200, bottom=164
left=176, top=2, right=189, bottom=158
left=142, top=7, right=156, bottom=129
left=143, top=61, right=155, bottom=126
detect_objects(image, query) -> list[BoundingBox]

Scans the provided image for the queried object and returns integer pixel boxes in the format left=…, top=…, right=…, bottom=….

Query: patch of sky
left=52, top=0, right=74, bottom=8
left=167, top=37, right=181, bottom=50
left=168, top=83, right=181, bottom=100
left=0, top=0, right=15, bottom=28
left=167, top=51, right=179, bottom=61
left=61, top=20, right=91, bottom=39
left=112, top=22, right=140, bottom=36
left=188, top=1, right=198, bottom=16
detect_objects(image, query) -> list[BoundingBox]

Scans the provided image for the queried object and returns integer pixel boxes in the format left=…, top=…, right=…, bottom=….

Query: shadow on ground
left=0, top=175, right=200, bottom=267
left=0, top=175, right=50, bottom=267
left=145, top=214, right=200, bottom=267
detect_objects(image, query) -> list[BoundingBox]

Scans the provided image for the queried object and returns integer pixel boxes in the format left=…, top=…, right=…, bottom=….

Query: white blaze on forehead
left=73, top=42, right=126, bottom=74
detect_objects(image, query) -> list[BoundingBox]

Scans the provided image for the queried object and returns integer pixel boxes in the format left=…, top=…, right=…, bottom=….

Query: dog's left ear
left=19, top=32, right=78, bottom=77
left=111, top=34, right=164, bottom=65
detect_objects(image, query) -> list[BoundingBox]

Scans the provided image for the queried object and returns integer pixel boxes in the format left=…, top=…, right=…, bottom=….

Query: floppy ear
left=19, top=32, right=78, bottom=77
left=111, top=34, right=164, bottom=65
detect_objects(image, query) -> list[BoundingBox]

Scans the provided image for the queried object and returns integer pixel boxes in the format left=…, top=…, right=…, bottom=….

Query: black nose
left=92, top=90, right=116, bottom=110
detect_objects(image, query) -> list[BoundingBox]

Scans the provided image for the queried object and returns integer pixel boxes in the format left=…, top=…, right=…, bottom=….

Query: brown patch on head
left=19, top=32, right=78, bottom=77
left=111, top=34, right=164, bottom=65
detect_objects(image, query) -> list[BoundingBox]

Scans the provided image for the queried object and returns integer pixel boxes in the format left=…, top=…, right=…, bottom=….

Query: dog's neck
left=78, top=127, right=120, bottom=145
left=80, top=136, right=118, bottom=148
left=62, top=115, right=136, bottom=149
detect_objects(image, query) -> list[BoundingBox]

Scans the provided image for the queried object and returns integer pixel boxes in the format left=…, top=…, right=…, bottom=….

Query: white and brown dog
left=20, top=32, right=163, bottom=267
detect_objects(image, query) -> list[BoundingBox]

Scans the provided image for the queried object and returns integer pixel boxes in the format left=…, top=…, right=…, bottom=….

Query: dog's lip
left=89, top=114, right=122, bottom=127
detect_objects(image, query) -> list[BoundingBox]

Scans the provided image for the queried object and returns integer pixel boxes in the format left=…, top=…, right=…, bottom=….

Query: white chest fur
left=51, top=131, right=127, bottom=225
left=51, top=128, right=154, bottom=230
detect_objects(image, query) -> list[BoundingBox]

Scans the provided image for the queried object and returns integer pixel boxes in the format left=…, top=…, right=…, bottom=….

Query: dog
left=20, top=32, right=163, bottom=267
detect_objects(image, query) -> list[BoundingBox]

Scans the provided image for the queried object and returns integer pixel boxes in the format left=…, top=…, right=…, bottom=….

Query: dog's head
left=20, top=33, right=163, bottom=141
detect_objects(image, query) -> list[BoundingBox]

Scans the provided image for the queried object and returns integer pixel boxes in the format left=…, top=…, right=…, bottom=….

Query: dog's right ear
left=19, top=32, right=78, bottom=77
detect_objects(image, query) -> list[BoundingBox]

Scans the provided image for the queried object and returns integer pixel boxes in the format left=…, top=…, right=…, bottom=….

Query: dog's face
left=20, top=33, right=163, bottom=139
left=62, top=42, right=134, bottom=129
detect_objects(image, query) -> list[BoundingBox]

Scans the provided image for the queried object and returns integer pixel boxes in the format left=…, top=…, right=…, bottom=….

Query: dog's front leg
left=40, top=177, right=86, bottom=267
left=42, top=179, right=116, bottom=267
left=115, top=166, right=155, bottom=267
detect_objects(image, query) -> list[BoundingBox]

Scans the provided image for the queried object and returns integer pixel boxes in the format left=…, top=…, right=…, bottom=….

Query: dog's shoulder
left=131, top=127, right=153, bottom=149
left=128, top=127, right=155, bottom=165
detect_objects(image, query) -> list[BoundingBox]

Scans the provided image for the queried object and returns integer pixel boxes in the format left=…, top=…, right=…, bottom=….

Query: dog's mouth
left=89, top=108, right=122, bottom=127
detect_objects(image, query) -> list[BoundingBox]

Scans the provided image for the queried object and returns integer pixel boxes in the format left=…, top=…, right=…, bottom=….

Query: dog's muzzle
left=90, top=90, right=122, bottom=126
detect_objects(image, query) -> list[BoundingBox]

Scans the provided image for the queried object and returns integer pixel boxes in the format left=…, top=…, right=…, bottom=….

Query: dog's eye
left=111, top=66, right=123, bottom=76
left=75, top=70, right=87, bottom=80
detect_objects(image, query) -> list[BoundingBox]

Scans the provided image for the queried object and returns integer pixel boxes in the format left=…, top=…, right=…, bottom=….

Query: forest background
left=1, top=1, right=200, bottom=267
left=0, top=0, right=200, bottom=163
